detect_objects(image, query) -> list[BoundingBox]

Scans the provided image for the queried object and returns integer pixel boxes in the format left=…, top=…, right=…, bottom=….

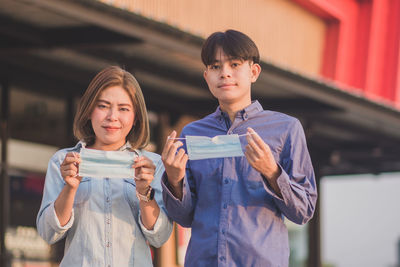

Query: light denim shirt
left=162, top=101, right=317, bottom=267
left=37, top=142, right=173, bottom=267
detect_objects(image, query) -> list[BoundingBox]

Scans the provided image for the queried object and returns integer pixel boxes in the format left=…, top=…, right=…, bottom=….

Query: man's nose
left=220, top=65, right=232, bottom=78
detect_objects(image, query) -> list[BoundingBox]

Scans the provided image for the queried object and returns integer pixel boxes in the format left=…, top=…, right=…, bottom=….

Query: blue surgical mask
left=185, top=134, right=244, bottom=160
left=79, top=148, right=137, bottom=178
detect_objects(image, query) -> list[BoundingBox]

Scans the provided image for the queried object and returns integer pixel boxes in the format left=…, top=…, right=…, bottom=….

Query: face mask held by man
left=78, top=148, right=137, bottom=178
left=185, top=134, right=244, bottom=160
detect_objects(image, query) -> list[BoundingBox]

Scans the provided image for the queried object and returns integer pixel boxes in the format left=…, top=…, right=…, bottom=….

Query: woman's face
left=90, top=85, right=135, bottom=151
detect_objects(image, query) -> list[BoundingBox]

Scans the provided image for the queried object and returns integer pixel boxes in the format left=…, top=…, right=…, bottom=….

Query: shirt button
left=106, top=242, right=111, bottom=247
left=224, top=179, right=229, bottom=184
left=223, top=203, right=227, bottom=209
left=222, top=229, right=225, bottom=235
left=219, top=256, right=225, bottom=261
left=106, top=197, right=110, bottom=202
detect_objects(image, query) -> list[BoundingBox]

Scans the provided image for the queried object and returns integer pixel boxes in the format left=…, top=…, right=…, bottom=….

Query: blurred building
left=1, top=0, right=400, bottom=266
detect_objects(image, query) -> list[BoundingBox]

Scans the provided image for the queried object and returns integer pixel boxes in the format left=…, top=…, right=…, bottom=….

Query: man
left=161, top=29, right=317, bottom=266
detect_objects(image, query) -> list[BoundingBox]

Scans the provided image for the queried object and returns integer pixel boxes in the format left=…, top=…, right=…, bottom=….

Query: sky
left=321, top=172, right=400, bottom=267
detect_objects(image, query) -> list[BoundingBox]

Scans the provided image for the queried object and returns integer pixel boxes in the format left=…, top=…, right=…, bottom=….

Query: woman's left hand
left=133, top=156, right=156, bottom=195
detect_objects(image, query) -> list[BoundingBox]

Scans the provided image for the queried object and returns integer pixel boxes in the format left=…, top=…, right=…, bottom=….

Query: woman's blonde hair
left=73, top=66, right=150, bottom=149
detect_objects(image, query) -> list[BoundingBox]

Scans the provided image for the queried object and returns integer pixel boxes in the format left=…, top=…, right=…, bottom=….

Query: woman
left=37, top=66, right=172, bottom=266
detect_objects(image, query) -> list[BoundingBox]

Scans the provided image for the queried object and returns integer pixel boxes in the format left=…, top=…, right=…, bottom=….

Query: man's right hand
left=161, top=130, right=188, bottom=197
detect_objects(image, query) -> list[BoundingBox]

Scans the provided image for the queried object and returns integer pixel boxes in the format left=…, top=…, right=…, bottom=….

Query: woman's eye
left=98, top=104, right=107, bottom=109
left=120, top=108, right=130, bottom=112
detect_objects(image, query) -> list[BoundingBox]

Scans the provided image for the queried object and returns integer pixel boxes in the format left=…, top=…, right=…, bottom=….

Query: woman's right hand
left=60, top=152, right=82, bottom=189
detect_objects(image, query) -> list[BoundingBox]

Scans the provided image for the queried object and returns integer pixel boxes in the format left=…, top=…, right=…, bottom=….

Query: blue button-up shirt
left=162, top=101, right=317, bottom=267
left=37, top=142, right=173, bottom=267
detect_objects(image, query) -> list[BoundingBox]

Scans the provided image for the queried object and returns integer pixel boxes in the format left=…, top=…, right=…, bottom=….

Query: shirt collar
left=214, top=100, right=263, bottom=121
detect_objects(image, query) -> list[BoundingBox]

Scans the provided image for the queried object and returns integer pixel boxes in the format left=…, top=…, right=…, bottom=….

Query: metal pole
left=307, top=158, right=321, bottom=267
left=308, top=176, right=321, bottom=267
left=0, top=80, right=10, bottom=267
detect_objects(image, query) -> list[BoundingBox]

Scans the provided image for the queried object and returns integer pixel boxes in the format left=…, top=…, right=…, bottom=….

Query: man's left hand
left=245, top=127, right=281, bottom=181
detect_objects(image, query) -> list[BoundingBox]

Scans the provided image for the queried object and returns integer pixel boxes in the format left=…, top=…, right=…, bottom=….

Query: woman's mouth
left=103, top=126, right=120, bottom=131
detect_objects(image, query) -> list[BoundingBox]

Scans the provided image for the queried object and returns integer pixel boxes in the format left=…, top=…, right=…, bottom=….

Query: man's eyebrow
left=228, top=57, right=244, bottom=61
left=210, top=57, right=243, bottom=63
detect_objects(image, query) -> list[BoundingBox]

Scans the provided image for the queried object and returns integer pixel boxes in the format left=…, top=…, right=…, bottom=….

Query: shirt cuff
left=161, top=172, right=188, bottom=203
left=262, top=163, right=290, bottom=200
left=138, top=208, right=167, bottom=234
left=45, top=202, right=74, bottom=231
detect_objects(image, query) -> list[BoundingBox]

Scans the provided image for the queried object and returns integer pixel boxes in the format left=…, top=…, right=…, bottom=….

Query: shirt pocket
left=73, top=177, right=91, bottom=206
left=123, top=178, right=139, bottom=214
left=245, top=179, right=277, bottom=212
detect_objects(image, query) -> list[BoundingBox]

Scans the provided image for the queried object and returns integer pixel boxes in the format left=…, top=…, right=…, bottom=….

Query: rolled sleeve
left=38, top=202, right=74, bottom=244
left=139, top=208, right=172, bottom=248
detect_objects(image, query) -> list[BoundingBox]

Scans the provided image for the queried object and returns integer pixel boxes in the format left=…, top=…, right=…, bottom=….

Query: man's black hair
left=201, top=29, right=260, bottom=66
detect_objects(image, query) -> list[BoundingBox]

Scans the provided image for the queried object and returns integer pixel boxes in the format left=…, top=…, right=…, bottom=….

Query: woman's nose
left=107, top=108, right=118, bottom=120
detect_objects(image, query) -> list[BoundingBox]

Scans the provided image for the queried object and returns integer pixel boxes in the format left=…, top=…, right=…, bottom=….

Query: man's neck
left=220, top=101, right=251, bottom=122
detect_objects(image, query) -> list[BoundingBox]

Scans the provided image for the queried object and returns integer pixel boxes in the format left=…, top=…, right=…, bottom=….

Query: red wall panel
left=293, top=0, right=400, bottom=107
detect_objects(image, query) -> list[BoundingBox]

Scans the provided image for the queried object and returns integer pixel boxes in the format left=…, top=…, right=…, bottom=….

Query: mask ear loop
left=238, top=132, right=256, bottom=137
left=168, top=133, right=255, bottom=140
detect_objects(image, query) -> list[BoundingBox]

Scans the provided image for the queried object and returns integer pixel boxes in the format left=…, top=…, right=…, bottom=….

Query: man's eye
left=210, top=65, right=220, bottom=70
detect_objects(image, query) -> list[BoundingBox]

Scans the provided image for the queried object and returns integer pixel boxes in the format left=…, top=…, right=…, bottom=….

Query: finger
left=63, top=169, right=78, bottom=178
left=62, top=155, right=79, bottom=166
left=244, top=150, right=256, bottom=165
left=60, top=162, right=79, bottom=174
left=245, top=145, right=257, bottom=160
left=135, top=173, right=154, bottom=182
left=162, top=130, right=177, bottom=158
left=72, top=152, right=81, bottom=161
left=181, top=153, right=189, bottom=166
left=246, top=135, right=263, bottom=157
left=166, top=141, right=184, bottom=162
left=247, top=128, right=268, bottom=150
left=62, top=156, right=81, bottom=169
left=62, top=164, right=79, bottom=174
left=174, top=148, right=187, bottom=163
left=133, top=157, right=155, bottom=169
left=73, top=175, right=83, bottom=180
left=136, top=166, right=155, bottom=176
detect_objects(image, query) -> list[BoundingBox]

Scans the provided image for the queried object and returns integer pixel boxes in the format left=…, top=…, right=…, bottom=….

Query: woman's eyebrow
left=118, top=103, right=132, bottom=107
left=97, top=99, right=132, bottom=107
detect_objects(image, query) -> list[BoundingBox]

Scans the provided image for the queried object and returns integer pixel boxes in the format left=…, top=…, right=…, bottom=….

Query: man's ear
left=203, top=69, right=208, bottom=80
left=251, top=63, right=261, bottom=83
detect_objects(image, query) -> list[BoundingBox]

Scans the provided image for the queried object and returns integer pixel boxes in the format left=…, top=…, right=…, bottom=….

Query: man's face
left=203, top=47, right=261, bottom=110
